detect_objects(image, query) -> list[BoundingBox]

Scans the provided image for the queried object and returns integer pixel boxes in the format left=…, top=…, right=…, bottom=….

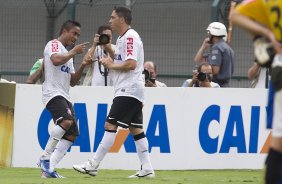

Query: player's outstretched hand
left=72, top=42, right=90, bottom=55
left=82, top=53, right=94, bottom=66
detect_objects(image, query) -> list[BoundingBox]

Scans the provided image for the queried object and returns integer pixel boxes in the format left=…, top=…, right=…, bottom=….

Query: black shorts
left=46, top=96, right=79, bottom=136
left=106, top=96, right=143, bottom=129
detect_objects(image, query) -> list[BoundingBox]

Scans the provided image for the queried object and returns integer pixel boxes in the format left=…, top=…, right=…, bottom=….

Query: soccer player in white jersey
left=39, top=20, right=93, bottom=178
left=73, top=6, right=155, bottom=178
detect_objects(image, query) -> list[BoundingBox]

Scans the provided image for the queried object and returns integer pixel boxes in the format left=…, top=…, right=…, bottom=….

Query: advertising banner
left=12, top=84, right=270, bottom=169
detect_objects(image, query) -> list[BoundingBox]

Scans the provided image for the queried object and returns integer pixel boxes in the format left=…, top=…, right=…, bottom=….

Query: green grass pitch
left=0, top=168, right=263, bottom=184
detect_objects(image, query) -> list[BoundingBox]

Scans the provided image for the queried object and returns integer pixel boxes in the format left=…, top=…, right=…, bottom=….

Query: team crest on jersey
left=51, top=40, right=59, bottom=52
left=126, top=37, right=133, bottom=56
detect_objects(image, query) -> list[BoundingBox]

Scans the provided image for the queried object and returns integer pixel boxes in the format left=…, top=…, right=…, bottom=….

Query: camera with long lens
left=98, top=34, right=110, bottom=45
left=143, top=69, right=151, bottom=82
left=197, top=72, right=208, bottom=81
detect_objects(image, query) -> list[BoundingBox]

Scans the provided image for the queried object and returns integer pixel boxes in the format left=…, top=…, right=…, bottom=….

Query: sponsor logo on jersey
left=51, top=40, right=59, bottom=52
left=61, top=65, right=71, bottom=73
left=114, top=54, right=122, bottom=61
left=126, top=37, right=133, bottom=56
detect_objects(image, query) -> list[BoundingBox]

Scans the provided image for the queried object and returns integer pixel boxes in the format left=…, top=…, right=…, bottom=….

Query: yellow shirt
left=236, top=0, right=282, bottom=41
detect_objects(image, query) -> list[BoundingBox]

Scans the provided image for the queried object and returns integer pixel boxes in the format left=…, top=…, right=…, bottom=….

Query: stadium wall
left=9, top=84, right=270, bottom=170
left=0, top=0, right=253, bottom=87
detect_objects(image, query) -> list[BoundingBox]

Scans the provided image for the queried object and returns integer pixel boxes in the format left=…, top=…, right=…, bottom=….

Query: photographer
left=182, top=62, right=220, bottom=88
left=194, top=22, right=234, bottom=87
left=83, top=24, right=114, bottom=86
left=144, top=61, right=167, bottom=87
left=248, top=62, right=270, bottom=88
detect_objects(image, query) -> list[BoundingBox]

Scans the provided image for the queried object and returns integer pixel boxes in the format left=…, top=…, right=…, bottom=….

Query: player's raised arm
left=51, top=42, right=89, bottom=66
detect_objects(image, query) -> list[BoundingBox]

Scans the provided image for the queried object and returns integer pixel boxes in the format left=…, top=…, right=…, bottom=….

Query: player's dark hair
left=97, top=24, right=112, bottom=35
left=114, top=6, right=132, bottom=25
left=59, top=20, right=81, bottom=35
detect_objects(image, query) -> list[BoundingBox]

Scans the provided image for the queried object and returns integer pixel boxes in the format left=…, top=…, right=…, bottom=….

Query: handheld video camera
left=98, top=34, right=110, bottom=45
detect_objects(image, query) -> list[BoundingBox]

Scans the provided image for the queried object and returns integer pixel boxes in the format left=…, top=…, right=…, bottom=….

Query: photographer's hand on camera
left=95, top=34, right=114, bottom=59
left=189, top=71, right=212, bottom=87
left=145, top=79, right=157, bottom=87
left=91, top=34, right=110, bottom=49
left=198, top=72, right=212, bottom=87
left=143, top=68, right=157, bottom=87
left=92, top=34, right=100, bottom=47
left=188, top=70, right=198, bottom=87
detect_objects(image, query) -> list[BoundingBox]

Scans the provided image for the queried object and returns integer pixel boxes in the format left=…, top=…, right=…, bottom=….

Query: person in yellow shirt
left=232, top=1, right=282, bottom=184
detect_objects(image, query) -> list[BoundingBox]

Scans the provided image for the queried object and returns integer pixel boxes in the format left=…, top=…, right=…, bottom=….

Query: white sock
left=49, top=139, right=72, bottom=172
left=93, top=131, right=116, bottom=163
left=135, top=137, right=153, bottom=171
left=41, top=125, right=66, bottom=160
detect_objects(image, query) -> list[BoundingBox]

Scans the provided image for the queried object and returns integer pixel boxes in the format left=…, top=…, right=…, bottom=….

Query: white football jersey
left=42, top=39, right=75, bottom=105
left=111, top=29, right=145, bottom=102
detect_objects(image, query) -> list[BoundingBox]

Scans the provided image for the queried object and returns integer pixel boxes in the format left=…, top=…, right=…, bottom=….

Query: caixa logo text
left=199, top=105, right=269, bottom=154
left=37, top=104, right=171, bottom=153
